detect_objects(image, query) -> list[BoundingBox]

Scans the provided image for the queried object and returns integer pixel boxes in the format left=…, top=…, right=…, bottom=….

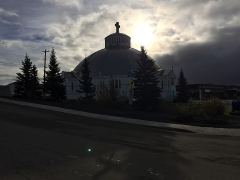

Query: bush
left=158, top=102, right=178, bottom=114
left=175, top=103, right=202, bottom=121
left=171, top=99, right=226, bottom=124
left=202, top=99, right=226, bottom=121
left=202, top=99, right=227, bottom=124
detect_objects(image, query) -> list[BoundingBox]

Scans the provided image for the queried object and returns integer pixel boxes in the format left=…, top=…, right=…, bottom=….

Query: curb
left=1, top=98, right=240, bottom=137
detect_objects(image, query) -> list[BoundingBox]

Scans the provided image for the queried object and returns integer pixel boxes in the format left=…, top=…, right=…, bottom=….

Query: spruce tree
left=133, top=47, right=160, bottom=110
left=177, top=69, right=189, bottom=102
left=78, top=59, right=95, bottom=101
left=14, top=54, right=32, bottom=98
left=45, top=48, right=65, bottom=100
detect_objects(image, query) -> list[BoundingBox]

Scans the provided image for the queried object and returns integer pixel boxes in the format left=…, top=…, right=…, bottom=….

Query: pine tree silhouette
left=78, top=59, right=95, bottom=102
left=45, top=48, right=65, bottom=100
left=133, top=47, right=160, bottom=110
left=177, top=69, right=189, bottom=102
left=15, top=54, right=33, bottom=98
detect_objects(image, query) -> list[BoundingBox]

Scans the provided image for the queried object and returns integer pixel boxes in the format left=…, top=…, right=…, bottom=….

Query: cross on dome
left=115, top=22, right=120, bottom=33
left=105, top=22, right=130, bottom=49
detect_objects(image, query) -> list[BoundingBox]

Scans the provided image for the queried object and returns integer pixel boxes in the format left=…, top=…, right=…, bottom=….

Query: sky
left=0, top=0, right=240, bottom=85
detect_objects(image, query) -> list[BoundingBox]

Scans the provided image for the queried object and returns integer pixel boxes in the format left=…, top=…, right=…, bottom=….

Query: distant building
left=0, top=83, right=15, bottom=97
left=63, top=22, right=177, bottom=102
left=0, top=85, right=11, bottom=97
left=188, top=84, right=240, bottom=100
left=7, top=82, right=15, bottom=96
left=0, top=82, right=15, bottom=97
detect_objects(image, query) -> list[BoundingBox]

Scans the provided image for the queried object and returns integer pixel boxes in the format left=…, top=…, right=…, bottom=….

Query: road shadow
left=0, top=102, right=189, bottom=179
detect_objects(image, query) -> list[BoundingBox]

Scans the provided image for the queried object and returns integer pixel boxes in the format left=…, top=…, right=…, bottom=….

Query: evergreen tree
left=78, top=59, right=95, bottom=101
left=30, top=65, right=41, bottom=98
left=133, top=47, right=160, bottom=110
left=45, top=48, right=65, bottom=100
left=177, top=69, right=189, bottom=102
left=15, top=54, right=41, bottom=99
left=14, top=54, right=32, bottom=98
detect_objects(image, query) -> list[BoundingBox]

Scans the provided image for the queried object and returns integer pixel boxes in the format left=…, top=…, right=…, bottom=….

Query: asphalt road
left=0, top=102, right=240, bottom=180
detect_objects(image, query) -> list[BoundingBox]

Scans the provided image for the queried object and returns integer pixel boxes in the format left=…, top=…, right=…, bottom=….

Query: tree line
left=15, top=49, right=65, bottom=101
left=15, top=47, right=189, bottom=109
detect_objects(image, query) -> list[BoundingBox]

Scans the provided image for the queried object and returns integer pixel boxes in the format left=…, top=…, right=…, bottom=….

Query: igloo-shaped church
left=63, top=22, right=176, bottom=101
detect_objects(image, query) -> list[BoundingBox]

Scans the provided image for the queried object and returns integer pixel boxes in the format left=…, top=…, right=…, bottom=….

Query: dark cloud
left=0, top=0, right=240, bottom=85
left=157, top=26, right=240, bottom=85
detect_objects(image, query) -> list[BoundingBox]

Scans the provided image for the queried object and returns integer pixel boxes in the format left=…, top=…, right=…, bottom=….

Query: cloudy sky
left=0, top=0, right=240, bottom=85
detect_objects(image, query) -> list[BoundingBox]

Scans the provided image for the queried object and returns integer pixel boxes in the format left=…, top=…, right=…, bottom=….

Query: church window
left=113, top=79, right=121, bottom=88
left=111, top=37, right=114, bottom=45
left=102, top=81, right=105, bottom=88
left=71, top=82, right=74, bottom=91
left=100, top=80, right=105, bottom=89
left=116, top=37, right=119, bottom=44
left=115, top=80, right=118, bottom=88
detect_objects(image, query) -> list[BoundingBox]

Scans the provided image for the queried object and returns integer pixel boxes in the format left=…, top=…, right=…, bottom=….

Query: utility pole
left=42, top=49, right=49, bottom=96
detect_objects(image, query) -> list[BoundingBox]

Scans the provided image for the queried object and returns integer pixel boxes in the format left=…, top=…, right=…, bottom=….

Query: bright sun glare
left=132, top=23, right=154, bottom=48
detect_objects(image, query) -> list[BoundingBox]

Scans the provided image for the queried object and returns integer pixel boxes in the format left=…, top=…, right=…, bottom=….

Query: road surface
left=0, top=101, right=240, bottom=180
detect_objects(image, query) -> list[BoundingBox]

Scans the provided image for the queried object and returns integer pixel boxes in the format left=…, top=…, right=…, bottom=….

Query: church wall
left=63, top=71, right=176, bottom=102
left=93, top=75, right=132, bottom=100
left=159, top=73, right=176, bottom=101
left=63, top=73, right=80, bottom=99
left=63, top=73, right=133, bottom=101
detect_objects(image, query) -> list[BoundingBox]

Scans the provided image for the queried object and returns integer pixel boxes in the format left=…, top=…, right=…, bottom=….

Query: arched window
left=115, top=80, right=118, bottom=88
left=113, top=79, right=121, bottom=88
